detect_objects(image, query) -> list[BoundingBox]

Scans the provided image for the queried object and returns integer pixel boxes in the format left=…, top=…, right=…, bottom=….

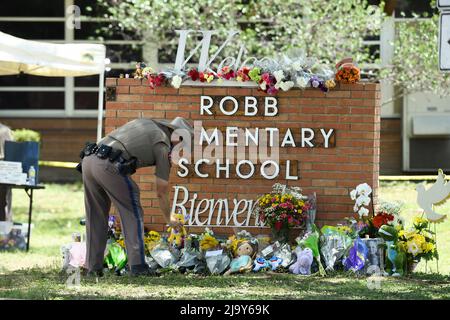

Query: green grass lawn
left=0, top=181, right=449, bottom=300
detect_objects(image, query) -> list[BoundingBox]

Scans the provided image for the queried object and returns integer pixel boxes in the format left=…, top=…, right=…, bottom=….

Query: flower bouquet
left=254, top=183, right=308, bottom=243
left=398, top=216, right=438, bottom=272
left=335, top=57, right=361, bottom=84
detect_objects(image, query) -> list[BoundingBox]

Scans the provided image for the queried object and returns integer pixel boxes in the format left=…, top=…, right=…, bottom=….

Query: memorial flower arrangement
left=347, top=183, right=404, bottom=238
left=199, top=228, right=220, bottom=251
left=398, top=216, right=438, bottom=267
left=335, top=57, right=361, bottom=84
left=350, top=183, right=373, bottom=219
left=218, top=66, right=236, bottom=80
left=133, top=51, right=342, bottom=95
left=63, top=204, right=440, bottom=277
left=254, top=183, right=308, bottom=242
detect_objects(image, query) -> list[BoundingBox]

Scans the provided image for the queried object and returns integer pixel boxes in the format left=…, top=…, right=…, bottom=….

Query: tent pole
left=97, top=71, right=105, bottom=142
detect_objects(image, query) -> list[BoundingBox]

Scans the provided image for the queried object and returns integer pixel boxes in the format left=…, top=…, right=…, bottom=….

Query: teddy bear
left=167, top=212, right=188, bottom=249
left=289, top=247, right=313, bottom=275
left=133, top=62, right=146, bottom=79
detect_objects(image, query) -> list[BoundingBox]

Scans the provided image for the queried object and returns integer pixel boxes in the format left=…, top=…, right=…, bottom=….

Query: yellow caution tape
left=37, top=161, right=448, bottom=181
left=380, top=175, right=450, bottom=181
left=39, top=160, right=78, bottom=169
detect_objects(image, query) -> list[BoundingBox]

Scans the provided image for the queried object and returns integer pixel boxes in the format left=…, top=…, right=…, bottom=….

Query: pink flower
left=219, top=66, right=236, bottom=80
left=261, top=73, right=271, bottom=84
left=267, top=86, right=279, bottom=95
left=274, top=221, right=283, bottom=231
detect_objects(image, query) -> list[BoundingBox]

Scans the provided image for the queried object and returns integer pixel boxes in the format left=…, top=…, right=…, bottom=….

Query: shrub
left=12, top=129, right=41, bottom=143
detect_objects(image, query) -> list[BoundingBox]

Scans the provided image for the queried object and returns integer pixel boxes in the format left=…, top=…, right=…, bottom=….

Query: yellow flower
left=414, top=216, right=428, bottom=226
left=200, top=234, right=219, bottom=251
left=412, top=234, right=426, bottom=245
left=403, top=230, right=416, bottom=239
left=337, top=225, right=352, bottom=233
left=117, top=238, right=125, bottom=248
left=398, top=240, right=407, bottom=252
left=147, top=230, right=161, bottom=242
left=422, top=242, right=435, bottom=253
left=325, top=79, right=336, bottom=89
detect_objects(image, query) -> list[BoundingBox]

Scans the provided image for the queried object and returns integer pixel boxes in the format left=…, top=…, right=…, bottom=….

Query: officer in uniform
left=79, top=116, right=194, bottom=276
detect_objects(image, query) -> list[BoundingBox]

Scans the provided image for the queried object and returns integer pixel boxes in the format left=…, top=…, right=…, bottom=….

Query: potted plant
left=4, top=129, right=41, bottom=185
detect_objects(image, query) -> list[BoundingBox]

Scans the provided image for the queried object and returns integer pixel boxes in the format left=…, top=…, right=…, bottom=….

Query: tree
left=382, top=8, right=450, bottom=98
left=98, top=0, right=384, bottom=67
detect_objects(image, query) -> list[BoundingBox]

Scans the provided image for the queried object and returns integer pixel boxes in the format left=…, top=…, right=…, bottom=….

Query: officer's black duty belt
left=76, top=142, right=137, bottom=176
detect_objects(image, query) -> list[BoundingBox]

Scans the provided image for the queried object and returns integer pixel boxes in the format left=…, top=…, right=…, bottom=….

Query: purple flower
left=267, top=86, right=279, bottom=95
left=319, top=82, right=328, bottom=92
left=310, top=76, right=320, bottom=88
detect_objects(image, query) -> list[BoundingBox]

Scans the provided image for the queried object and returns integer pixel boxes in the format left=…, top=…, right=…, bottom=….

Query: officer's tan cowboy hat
left=154, top=117, right=194, bottom=138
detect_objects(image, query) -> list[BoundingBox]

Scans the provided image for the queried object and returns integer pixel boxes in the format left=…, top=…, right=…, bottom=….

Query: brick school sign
left=105, top=79, right=380, bottom=234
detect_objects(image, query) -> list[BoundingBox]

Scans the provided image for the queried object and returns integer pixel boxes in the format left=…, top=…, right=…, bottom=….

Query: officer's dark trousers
left=82, top=155, right=146, bottom=271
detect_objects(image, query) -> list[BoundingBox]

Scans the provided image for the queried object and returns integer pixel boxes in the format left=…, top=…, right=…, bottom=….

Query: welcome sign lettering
left=170, top=94, right=336, bottom=227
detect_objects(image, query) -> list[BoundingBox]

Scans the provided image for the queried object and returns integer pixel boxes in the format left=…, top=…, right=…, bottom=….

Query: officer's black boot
left=130, top=264, right=159, bottom=277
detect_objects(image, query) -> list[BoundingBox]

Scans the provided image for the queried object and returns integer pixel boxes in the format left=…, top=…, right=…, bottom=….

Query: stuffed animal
left=224, top=240, right=258, bottom=276
left=167, top=212, right=188, bottom=249
left=133, top=62, right=146, bottom=79
left=378, top=225, right=407, bottom=276
left=253, top=257, right=270, bottom=272
left=289, top=247, right=313, bottom=275
left=268, top=256, right=283, bottom=271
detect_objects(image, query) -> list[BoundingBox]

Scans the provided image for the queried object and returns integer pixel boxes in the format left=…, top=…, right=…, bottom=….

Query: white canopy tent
left=0, top=31, right=107, bottom=141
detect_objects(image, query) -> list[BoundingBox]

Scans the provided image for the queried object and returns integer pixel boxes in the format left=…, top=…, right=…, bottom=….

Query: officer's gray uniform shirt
left=100, top=118, right=171, bottom=181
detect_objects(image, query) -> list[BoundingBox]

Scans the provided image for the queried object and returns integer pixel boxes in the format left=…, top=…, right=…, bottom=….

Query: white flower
left=407, top=242, right=420, bottom=256
left=279, top=81, right=294, bottom=91
left=356, top=183, right=372, bottom=196
left=273, top=70, right=285, bottom=83
left=171, top=75, right=182, bottom=89
left=260, top=81, right=267, bottom=91
left=358, top=207, right=369, bottom=218
left=353, top=204, right=359, bottom=213
left=350, top=189, right=357, bottom=201
left=296, top=76, right=309, bottom=88
left=356, top=195, right=371, bottom=207
left=292, top=61, right=302, bottom=71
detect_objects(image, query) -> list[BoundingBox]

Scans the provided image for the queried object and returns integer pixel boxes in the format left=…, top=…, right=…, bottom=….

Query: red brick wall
left=1, top=118, right=97, bottom=162
left=105, top=78, right=381, bottom=234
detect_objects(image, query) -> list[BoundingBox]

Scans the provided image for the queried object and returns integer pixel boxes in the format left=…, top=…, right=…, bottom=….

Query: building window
left=0, top=0, right=139, bottom=118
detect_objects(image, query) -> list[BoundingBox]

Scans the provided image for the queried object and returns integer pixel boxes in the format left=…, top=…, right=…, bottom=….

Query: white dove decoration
left=416, top=169, right=449, bottom=222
